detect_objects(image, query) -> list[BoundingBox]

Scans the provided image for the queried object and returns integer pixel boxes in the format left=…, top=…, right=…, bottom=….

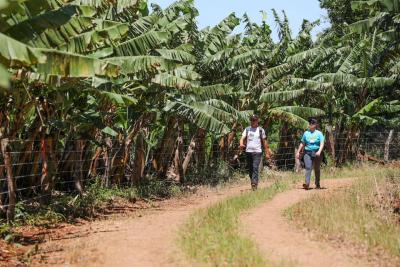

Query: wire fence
left=0, top=130, right=399, bottom=221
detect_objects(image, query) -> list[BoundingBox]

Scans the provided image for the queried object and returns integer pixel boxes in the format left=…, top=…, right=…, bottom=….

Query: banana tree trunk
left=1, top=138, right=17, bottom=222
left=338, top=128, right=360, bottom=165
left=173, top=121, right=184, bottom=183
left=103, top=138, right=113, bottom=187
left=31, top=145, right=41, bottom=189
left=0, top=165, right=5, bottom=215
left=131, top=131, right=146, bottom=184
left=89, top=147, right=103, bottom=178
left=337, top=130, right=349, bottom=165
left=8, top=101, right=34, bottom=140
left=227, top=123, right=238, bottom=148
left=57, top=139, right=74, bottom=191
left=325, top=125, right=336, bottom=165
left=262, top=118, right=277, bottom=169
left=73, top=140, right=86, bottom=194
left=183, top=135, right=196, bottom=175
left=219, top=136, right=228, bottom=161
left=152, top=117, right=178, bottom=178
left=15, top=139, right=36, bottom=182
left=15, top=118, right=41, bottom=178
left=40, top=136, right=56, bottom=203
left=209, top=138, right=220, bottom=166
left=276, top=123, right=295, bottom=170
left=122, top=114, right=154, bottom=182
left=195, top=129, right=206, bottom=170
left=110, top=138, right=125, bottom=186
left=384, top=130, right=394, bottom=162
left=227, top=123, right=240, bottom=161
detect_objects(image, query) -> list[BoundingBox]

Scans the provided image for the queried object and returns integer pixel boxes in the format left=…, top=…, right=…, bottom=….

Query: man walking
left=240, top=114, right=271, bottom=190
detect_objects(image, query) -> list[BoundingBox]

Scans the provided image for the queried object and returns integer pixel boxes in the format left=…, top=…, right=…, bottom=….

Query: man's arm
left=262, top=138, right=272, bottom=159
left=239, top=137, right=246, bottom=148
left=239, top=128, right=247, bottom=152
left=239, top=136, right=246, bottom=150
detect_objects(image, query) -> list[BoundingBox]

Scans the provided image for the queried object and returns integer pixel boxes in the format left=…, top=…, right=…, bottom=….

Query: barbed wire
left=0, top=132, right=399, bottom=215
left=2, top=131, right=399, bottom=143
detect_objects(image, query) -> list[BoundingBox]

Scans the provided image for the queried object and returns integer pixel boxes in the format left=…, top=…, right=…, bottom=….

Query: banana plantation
left=0, top=0, right=399, bottom=221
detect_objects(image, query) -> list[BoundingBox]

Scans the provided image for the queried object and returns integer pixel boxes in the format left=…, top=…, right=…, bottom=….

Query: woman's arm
left=296, top=143, right=305, bottom=159
left=316, top=140, right=325, bottom=157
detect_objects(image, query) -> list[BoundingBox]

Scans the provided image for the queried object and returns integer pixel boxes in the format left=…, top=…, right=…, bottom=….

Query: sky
left=148, top=0, right=330, bottom=41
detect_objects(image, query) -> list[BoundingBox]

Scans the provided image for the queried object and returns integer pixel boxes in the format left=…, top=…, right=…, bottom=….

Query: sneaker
left=251, top=183, right=258, bottom=191
left=315, top=185, right=321, bottom=189
left=303, top=183, right=309, bottom=190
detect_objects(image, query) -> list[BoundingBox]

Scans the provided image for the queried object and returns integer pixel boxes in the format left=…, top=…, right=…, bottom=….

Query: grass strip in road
left=179, top=174, right=298, bottom=267
left=285, top=168, right=400, bottom=264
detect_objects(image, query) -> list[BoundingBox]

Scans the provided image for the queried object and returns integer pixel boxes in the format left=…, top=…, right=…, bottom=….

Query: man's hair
left=308, top=117, right=318, bottom=125
left=250, top=114, right=259, bottom=121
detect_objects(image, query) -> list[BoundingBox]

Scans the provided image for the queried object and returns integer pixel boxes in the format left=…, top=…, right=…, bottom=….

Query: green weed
left=179, top=172, right=300, bottom=267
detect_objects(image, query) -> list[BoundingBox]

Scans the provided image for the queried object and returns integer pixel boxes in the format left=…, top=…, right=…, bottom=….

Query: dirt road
left=28, top=178, right=370, bottom=267
left=242, top=179, right=370, bottom=267
left=30, top=181, right=257, bottom=267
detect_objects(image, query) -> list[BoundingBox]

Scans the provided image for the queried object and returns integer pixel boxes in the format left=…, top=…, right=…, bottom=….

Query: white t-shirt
left=242, top=127, right=267, bottom=153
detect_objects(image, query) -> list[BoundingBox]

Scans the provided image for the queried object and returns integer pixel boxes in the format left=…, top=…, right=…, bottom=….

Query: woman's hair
left=308, top=117, right=318, bottom=125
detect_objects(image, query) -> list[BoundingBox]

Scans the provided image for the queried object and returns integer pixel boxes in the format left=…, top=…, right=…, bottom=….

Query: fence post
left=384, top=130, right=394, bottom=162
left=1, top=138, right=17, bottom=222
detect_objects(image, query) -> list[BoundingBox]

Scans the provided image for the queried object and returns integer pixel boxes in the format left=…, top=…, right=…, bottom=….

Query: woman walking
left=296, top=118, right=325, bottom=190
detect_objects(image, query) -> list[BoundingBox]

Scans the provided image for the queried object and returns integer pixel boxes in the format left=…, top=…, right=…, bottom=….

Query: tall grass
left=179, top=172, right=300, bottom=267
left=320, top=164, right=389, bottom=180
left=285, top=168, right=400, bottom=262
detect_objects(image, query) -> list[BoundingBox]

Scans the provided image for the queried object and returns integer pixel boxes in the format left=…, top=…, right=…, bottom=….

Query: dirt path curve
left=242, top=179, right=370, bottom=267
left=32, top=180, right=262, bottom=267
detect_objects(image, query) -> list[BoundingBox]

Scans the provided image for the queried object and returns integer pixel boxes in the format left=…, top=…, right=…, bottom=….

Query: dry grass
left=178, top=165, right=389, bottom=267
left=321, top=164, right=389, bottom=179
left=285, top=166, right=400, bottom=265
left=179, top=172, right=301, bottom=267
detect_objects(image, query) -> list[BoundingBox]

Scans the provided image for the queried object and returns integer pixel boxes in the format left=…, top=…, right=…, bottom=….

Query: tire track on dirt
left=241, top=179, right=372, bottom=267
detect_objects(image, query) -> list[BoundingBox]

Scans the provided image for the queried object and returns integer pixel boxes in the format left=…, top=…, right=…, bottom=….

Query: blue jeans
left=246, top=152, right=262, bottom=185
left=304, top=152, right=321, bottom=186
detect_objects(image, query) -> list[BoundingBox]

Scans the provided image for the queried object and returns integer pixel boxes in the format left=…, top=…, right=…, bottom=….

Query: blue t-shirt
left=301, top=130, right=325, bottom=151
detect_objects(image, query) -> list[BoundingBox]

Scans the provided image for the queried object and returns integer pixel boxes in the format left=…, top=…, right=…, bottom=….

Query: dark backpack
left=245, top=127, right=264, bottom=151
